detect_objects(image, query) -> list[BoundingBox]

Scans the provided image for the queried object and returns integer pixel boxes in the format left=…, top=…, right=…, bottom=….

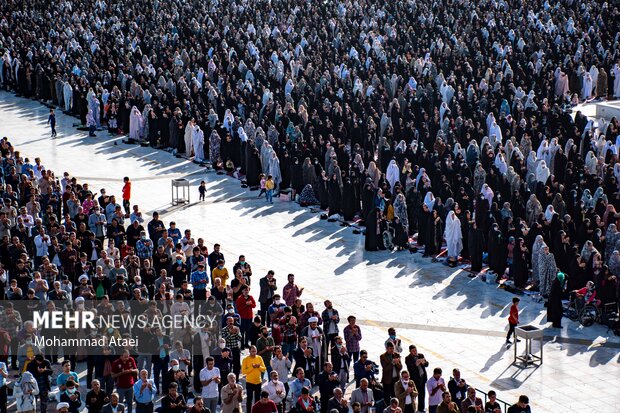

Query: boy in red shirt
left=122, top=176, right=131, bottom=217
left=506, top=297, right=521, bottom=344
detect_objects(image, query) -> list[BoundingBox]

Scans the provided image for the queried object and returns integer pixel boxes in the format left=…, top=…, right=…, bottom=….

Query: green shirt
left=256, top=335, right=275, bottom=362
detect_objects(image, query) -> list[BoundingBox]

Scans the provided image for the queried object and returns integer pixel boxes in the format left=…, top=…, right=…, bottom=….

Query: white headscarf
left=544, top=205, right=555, bottom=222
left=423, top=192, right=436, bottom=210
left=386, top=159, right=400, bottom=190
left=494, top=153, right=508, bottom=175
left=536, top=160, right=550, bottom=183
left=444, top=211, right=463, bottom=259
left=481, top=184, right=494, bottom=207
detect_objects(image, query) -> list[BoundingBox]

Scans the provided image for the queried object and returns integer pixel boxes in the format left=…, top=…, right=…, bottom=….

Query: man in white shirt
left=1, top=199, right=17, bottom=226
left=263, top=370, right=286, bottom=413
left=426, top=368, right=446, bottom=413
left=169, top=341, right=192, bottom=372
left=395, top=371, right=418, bottom=413
left=33, top=157, right=45, bottom=180
left=170, top=294, right=191, bottom=317
left=181, top=230, right=195, bottom=257
left=130, top=205, right=145, bottom=224
left=18, top=207, right=34, bottom=229
left=34, top=227, right=51, bottom=266
left=199, top=357, right=221, bottom=413
left=60, top=172, right=71, bottom=192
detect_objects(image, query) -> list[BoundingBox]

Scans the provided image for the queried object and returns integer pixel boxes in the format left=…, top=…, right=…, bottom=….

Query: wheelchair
left=382, top=220, right=395, bottom=250
left=564, top=293, right=601, bottom=327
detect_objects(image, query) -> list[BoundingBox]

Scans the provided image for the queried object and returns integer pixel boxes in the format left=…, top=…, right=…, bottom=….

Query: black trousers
left=38, top=390, right=49, bottom=413
left=506, top=323, right=517, bottom=341
left=415, top=380, right=426, bottom=412
left=86, top=356, right=96, bottom=388
left=383, top=381, right=396, bottom=404
left=194, top=289, right=207, bottom=317
left=0, top=386, right=7, bottom=413
left=136, top=402, right=154, bottom=413
left=123, top=200, right=131, bottom=215
left=246, top=382, right=262, bottom=413
left=260, top=299, right=272, bottom=326
left=231, top=347, right=241, bottom=377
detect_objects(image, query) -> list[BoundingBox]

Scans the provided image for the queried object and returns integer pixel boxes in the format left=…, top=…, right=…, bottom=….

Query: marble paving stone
left=0, top=92, right=618, bottom=412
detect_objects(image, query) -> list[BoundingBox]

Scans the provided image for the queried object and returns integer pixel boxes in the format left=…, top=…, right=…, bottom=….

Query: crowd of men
left=0, top=137, right=533, bottom=413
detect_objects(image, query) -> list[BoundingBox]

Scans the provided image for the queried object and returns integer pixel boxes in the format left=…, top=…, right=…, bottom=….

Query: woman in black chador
left=418, top=203, right=430, bottom=248
left=468, top=220, right=485, bottom=273
left=246, top=144, right=262, bottom=189
left=365, top=207, right=384, bottom=251
left=547, top=272, right=566, bottom=328
left=290, top=157, right=304, bottom=195
left=393, top=216, right=408, bottom=250
left=318, top=171, right=329, bottom=210
left=487, top=223, right=506, bottom=275
left=341, top=178, right=356, bottom=221
left=361, top=180, right=375, bottom=224
left=511, top=238, right=529, bottom=287
left=327, top=174, right=342, bottom=215
left=424, top=209, right=442, bottom=257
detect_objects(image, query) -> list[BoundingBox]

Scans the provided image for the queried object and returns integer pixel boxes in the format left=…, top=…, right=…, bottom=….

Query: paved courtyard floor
left=1, top=92, right=618, bottom=412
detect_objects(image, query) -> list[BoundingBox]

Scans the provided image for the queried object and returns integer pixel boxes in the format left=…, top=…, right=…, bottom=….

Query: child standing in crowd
left=86, top=109, right=97, bottom=137
left=199, top=180, right=207, bottom=201
left=257, top=174, right=266, bottom=198
left=506, top=297, right=520, bottom=344
left=122, top=176, right=131, bottom=217
left=48, top=109, right=57, bottom=137
left=265, top=175, right=274, bottom=204
left=108, top=102, right=118, bottom=134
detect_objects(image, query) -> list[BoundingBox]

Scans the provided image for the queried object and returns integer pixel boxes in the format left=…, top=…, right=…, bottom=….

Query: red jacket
left=122, top=182, right=131, bottom=200
left=508, top=304, right=519, bottom=325
left=236, top=294, right=257, bottom=319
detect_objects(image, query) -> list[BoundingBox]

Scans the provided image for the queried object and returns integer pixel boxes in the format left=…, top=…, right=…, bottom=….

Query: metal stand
left=171, top=178, right=190, bottom=205
left=513, top=325, right=543, bottom=367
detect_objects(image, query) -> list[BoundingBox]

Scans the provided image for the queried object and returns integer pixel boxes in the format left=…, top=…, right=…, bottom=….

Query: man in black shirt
left=507, top=395, right=531, bottom=413
left=126, top=220, right=145, bottom=248
left=207, top=244, right=225, bottom=275
left=161, top=383, right=186, bottom=413
left=316, top=362, right=339, bottom=413
left=147, top=212, right=165, bottom=244
left=27, top=355, right=53, bottom=413
left=85, top=379, right=109, bottom=413
left=404, top=345, right=428, bottom=413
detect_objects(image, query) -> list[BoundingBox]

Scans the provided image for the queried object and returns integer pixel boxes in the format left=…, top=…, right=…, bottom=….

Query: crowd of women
left=1, top=0, right=620, bottom=307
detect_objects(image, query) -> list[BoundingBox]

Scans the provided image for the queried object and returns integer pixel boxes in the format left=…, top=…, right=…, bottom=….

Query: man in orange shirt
left=122, top=176, right=132, bottom=217
left=506, top=297, right=520, bottom=344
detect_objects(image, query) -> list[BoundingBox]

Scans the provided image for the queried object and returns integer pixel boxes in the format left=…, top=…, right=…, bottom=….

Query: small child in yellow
left=265, top=175, right=275, bottom=204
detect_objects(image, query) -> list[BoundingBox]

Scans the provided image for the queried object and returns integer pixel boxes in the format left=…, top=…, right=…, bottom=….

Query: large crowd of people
left=1, top=0, right=620, bottom=410
left=0, top=137, right=533, bottom=413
